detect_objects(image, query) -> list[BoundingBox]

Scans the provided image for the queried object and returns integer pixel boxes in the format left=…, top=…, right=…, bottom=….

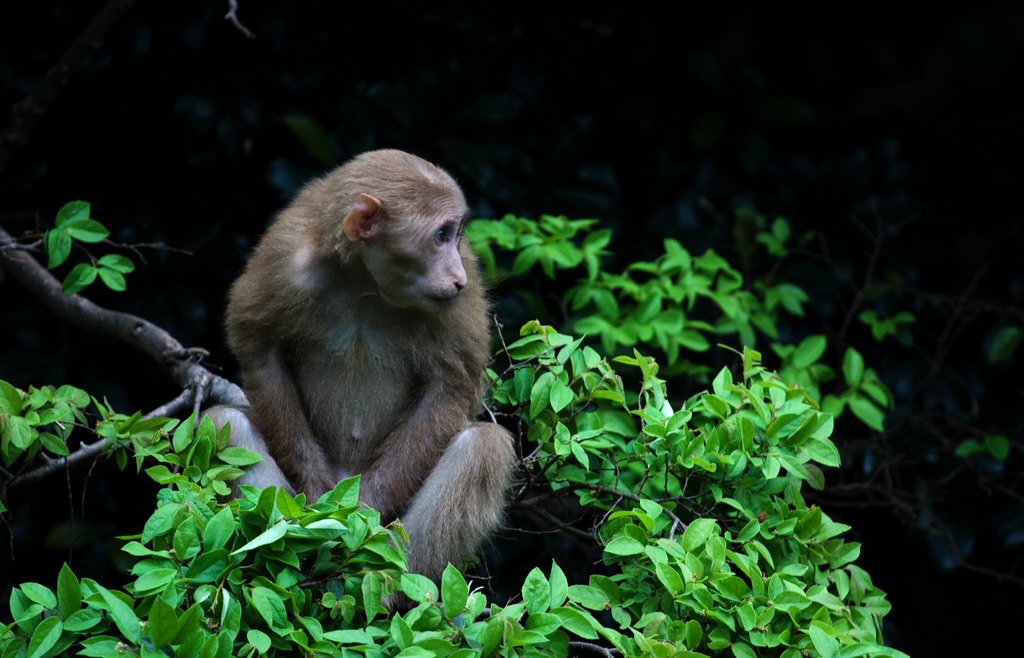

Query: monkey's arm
left=243, top=349, right=338, bottom=498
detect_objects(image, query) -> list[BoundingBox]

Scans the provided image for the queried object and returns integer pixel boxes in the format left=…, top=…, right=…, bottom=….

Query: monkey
left=205, top=149, right=516, bottom=583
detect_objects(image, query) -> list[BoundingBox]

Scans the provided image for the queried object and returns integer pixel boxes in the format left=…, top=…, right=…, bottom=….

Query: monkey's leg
left=400, top=422, right=516, bottom=581
left=205, top=405, right=296, bottom=495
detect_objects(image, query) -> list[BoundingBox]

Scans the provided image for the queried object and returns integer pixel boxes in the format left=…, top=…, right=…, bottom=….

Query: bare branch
left=225, top=0, right=256, bottom=39
left=0, top=0, right=139, bottom=176
left=0, top=226, right=240, bottom=396
left=568, top=641, right=619, bottom=658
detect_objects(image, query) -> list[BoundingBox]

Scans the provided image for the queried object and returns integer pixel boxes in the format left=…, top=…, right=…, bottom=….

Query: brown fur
left=206, top=149, right=516, bottom=580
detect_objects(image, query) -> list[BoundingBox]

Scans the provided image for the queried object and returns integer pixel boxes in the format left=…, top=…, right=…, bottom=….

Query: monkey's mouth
left=430, top=294, right=459, bottom=308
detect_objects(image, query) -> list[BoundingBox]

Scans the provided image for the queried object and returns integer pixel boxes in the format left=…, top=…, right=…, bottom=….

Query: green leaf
left=325, top=629, right=377, bottom=646
left=55, top=201, right=91, bottom=226
left=655, top=563, right=684, bottom=596
left=848, top=396, right=884, bottom=432
left=20, top=582, right=56, bottom=609
left=141, top=503, right=181, bottom=543
left=795, top=507, right=822, bottom=541
left=134, top=568, right=178, bottom=594
left=731, top=641, right=757, bottom=658
left=523, top=567, right=551, bottom=615
left=97, top=253, right=135, bottom=273
left=216, top=446, right=263, bottom=466
left=529, top=371, right=555, bottom=418
left=808, top=624, right=840, bottom=658
left=46, top=228, right=72, bottom=268
left=791, top=335, right=826, bottom=368
left=185, top=549, right=229, bottom=582
left=251, top=586, right=291, bottom=634
left=62, top=263, right=97, bottom=295
left=400, top=573, right=438, bottom=605
left=63, top=607, right=103, bottom=632
left=57, top=563, right=82, bottom=618
left=5, top=414, right=34, bottom=450
left=67, top=219, right=110, bottom=243
left=232, top=519, right=289, bottom=553
left=361, top=571, right=383, bottom=623
left=390, top=614, right=414, bottom=650
left=567, top=584, right=610, bottom=611
left=0, top=380, right=23, bottom=414
left=549, top=561, right=569, bottom=608
left=988, top=326, right=1022, bottom=363
left=441, top=564, right=469, bottom=617
left=549, top=379, right=575, bottom=413
left=604, top=537, right=645, bottom=556
left=842, top=348, right=865, bottom=386
left=984, top=435, right=1011, bottom=461
left=682, top=518, right=717, bottom=552
left=89, top=585, right=141, bottom=642
left=27, top=616, right=62, bottom=658
left=551, top=606, right=599, bottom=640
left=829, top=541, right=861, bottom=568
left=203, top=507, right=236, bottom=551
left=38, top=431, right=70, bottom=456
left=246, top=629, right=272, bottom=654
left=148, top=597, right=179, bottom=649
left=804, top=436, right=841, bottom=468
left=98, top=266, right=127, bottom=291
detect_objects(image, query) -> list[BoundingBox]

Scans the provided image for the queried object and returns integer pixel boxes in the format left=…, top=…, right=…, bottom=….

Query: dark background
left=2, top=2, right=1023, bottom=655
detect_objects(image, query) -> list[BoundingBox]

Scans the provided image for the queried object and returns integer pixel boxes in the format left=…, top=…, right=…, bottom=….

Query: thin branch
left=521, top=506, right=594, bottom=541
left=0, top=0, right=139, bottom=176
left=519, top=480, right=689, bottom=539
left=568, top=641, right=619, bottom=658
left=225, top=0, right=256, bottom=39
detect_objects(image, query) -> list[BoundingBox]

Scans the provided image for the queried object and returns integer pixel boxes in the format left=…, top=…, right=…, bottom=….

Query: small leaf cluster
left=771, top=336, right=892, bottom=432
left=467, top=214, right=610, bottom=282
left=0, top=381, right=91, bottom=474
left=44, top=201, right=134, bottom=295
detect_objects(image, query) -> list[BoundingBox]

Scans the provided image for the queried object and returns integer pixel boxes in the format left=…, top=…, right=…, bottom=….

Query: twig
left=225, top=0, right=256, bottom=39
left=568, top=641, right=619, bottom=658
left=522, top=506, right=594, bottom=541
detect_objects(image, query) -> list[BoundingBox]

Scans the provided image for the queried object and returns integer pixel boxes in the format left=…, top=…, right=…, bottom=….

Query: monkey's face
left=361, top=214, right=469, bottom=313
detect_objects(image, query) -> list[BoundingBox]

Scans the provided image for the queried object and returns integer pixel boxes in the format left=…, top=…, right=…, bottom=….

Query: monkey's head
left=329, top=150, right=472, bottom=313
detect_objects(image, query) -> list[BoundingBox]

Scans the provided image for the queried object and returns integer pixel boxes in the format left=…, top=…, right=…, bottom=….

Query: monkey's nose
left=452, top=265, right=467, bottom=291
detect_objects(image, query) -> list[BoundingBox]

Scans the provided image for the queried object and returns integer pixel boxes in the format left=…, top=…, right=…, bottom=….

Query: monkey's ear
left=343, top=193, right=383, bottom=241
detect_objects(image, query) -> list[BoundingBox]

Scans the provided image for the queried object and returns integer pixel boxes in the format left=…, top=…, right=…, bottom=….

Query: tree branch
left=225, top=0, right=256, bottom=39
left=0, top=225, right=246, bottom=404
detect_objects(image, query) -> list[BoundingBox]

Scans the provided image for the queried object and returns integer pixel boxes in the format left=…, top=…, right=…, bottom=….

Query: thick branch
left=0, top=225, right=245, bottom=405
left=0, top=0, right=139, bottom=175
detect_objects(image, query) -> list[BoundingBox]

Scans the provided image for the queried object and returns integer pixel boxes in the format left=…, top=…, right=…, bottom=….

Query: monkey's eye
left=435, top=223, right=458, bottom=244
